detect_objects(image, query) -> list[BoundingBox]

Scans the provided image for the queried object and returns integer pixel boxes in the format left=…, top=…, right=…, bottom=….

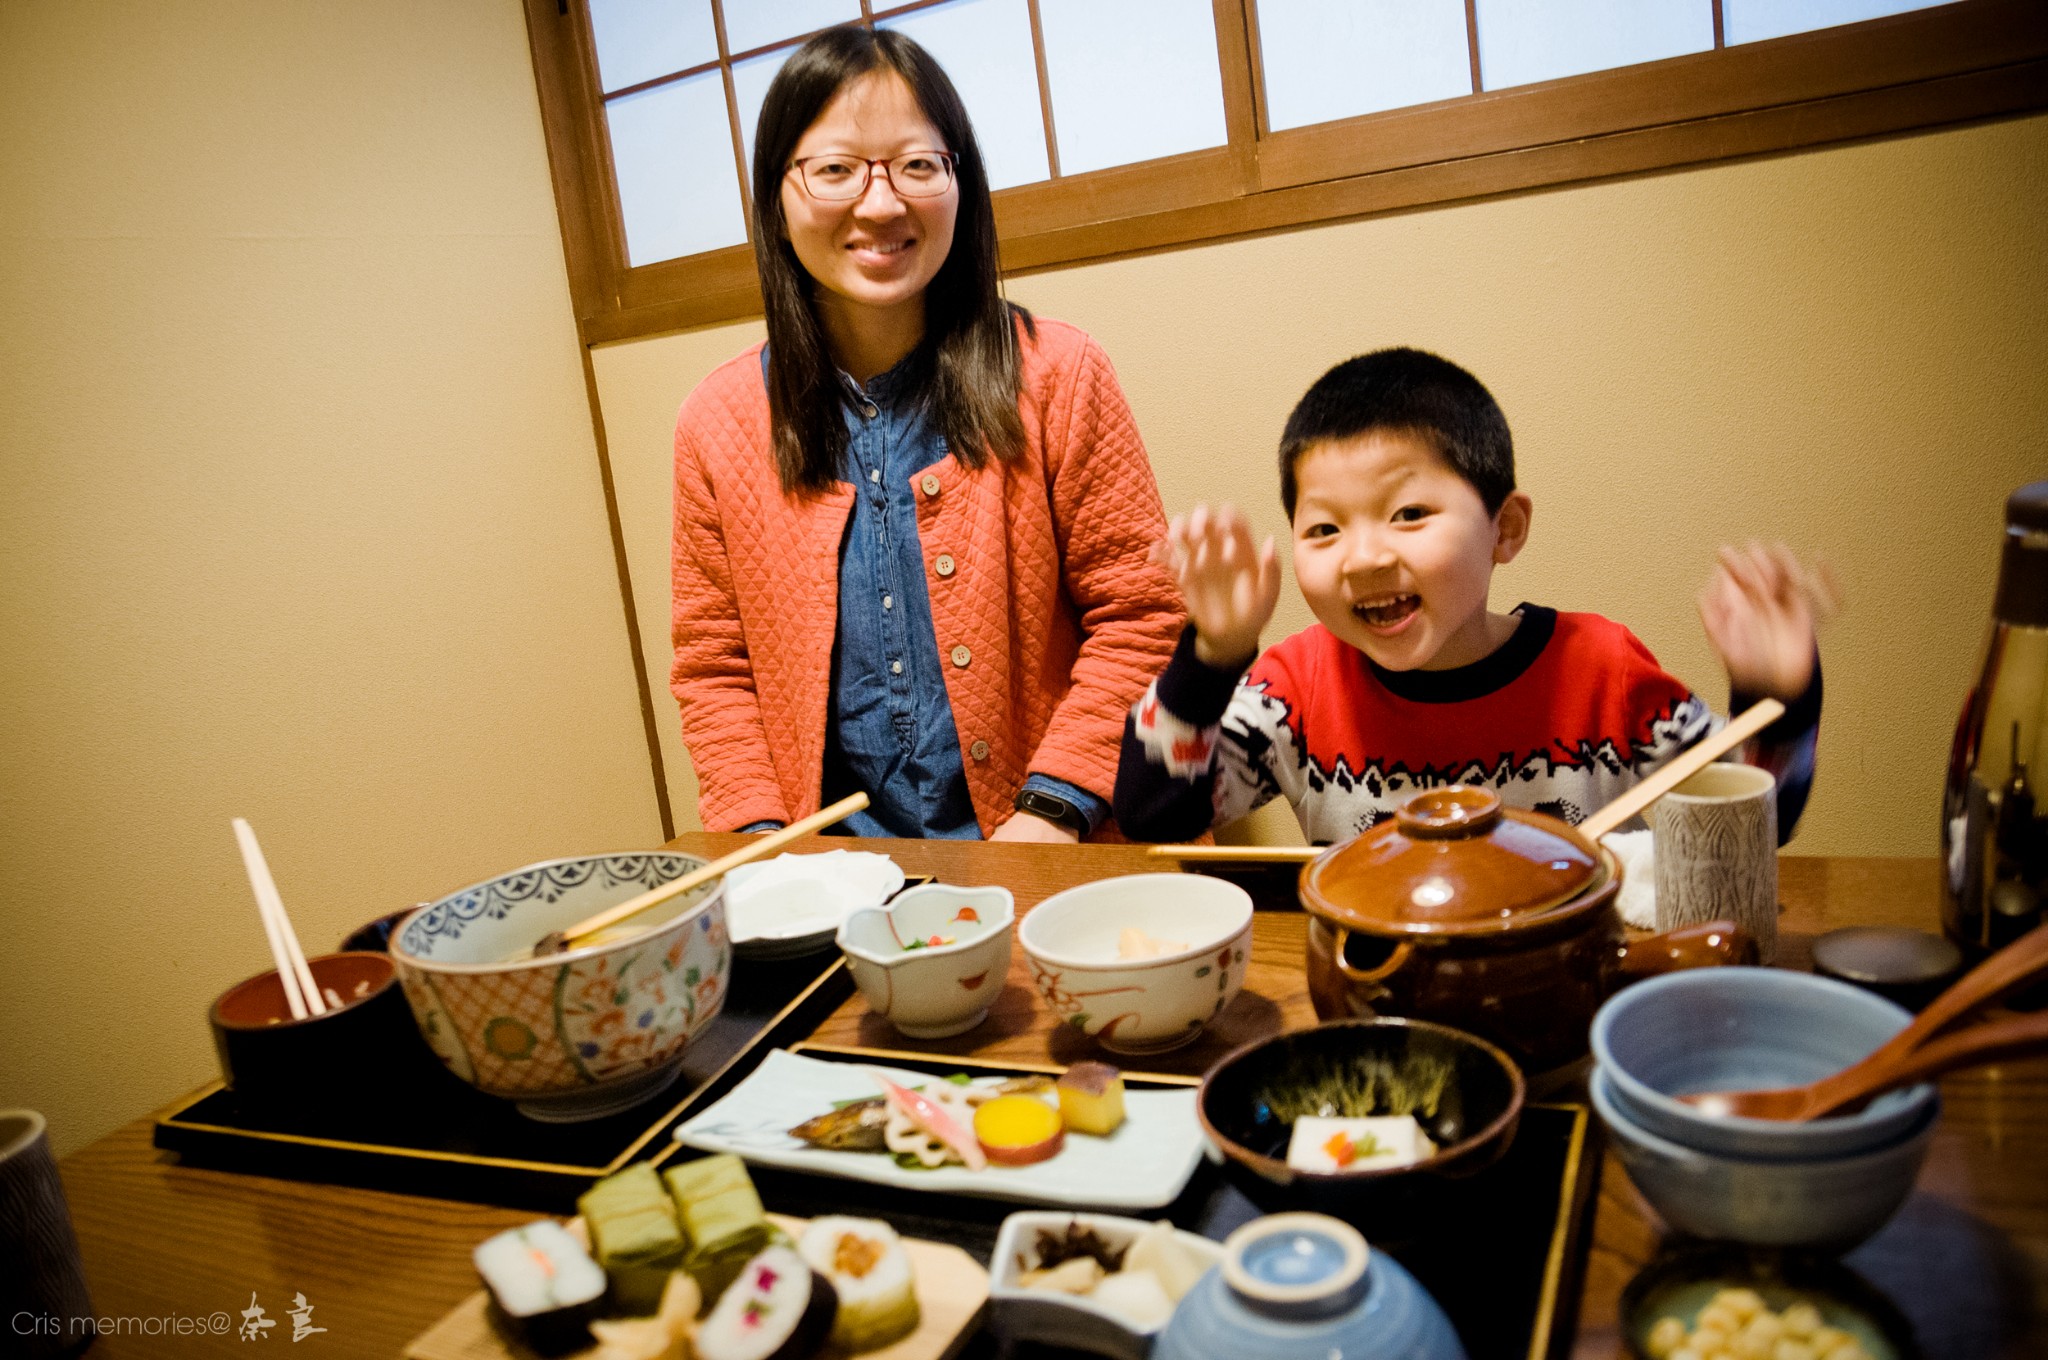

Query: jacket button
left=921, top=474, right=941, bottom=497
left=969, top=740, right=990, bottom=761
left=951, top=645, right=971, bottom=668
left=934, top=553, right=955, bottom=578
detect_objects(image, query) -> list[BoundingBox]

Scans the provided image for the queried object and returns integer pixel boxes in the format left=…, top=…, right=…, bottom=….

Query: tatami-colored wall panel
left=604, top=112, right=2047, bottom=858
left=0, top=2, right=661, bottom=1155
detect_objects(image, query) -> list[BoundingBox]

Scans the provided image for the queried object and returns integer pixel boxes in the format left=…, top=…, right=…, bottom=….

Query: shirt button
left=862, top=403, right=879, bottom=419
left=882, top=594, right=893, bottom=610
left=921, top=474, right=941, bottom=497
left=868, top=467, right=880, bottom=483
left=890, top=659, right=903, bottom=675
left=969, top=740, right=990, bottom=761
left=934, top=553, right=955, bottom=578
left=951, top=645, right=971, bottom=668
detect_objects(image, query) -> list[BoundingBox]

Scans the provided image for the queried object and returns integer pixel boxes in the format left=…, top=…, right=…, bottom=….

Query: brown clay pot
left=1300, top=785, right=1755, bottom=1076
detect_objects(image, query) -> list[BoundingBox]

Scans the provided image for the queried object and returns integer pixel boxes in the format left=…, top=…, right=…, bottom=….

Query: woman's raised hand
left=1152, top=503, right=1281, bottom=671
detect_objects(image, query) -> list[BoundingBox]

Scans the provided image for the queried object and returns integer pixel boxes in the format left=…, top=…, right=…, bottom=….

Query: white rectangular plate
left=673, top=1049, right=1206, bottom=1209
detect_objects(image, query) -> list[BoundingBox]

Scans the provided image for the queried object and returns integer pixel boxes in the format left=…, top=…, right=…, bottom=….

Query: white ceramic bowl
left=989, top=1211, right=1225, bottom=1360
left=390, top=852, right=729, bottom=1122
left=837, top=883, right=1014, bottom=1038
left=1017, top=874, right=1253, bottom=1054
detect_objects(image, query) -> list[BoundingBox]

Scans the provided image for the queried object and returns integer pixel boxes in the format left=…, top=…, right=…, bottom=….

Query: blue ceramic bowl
left=1155, top=1213, right=1466, bottom=1360
left=1590, top=967, right=1937, bottom=1160
left=1590, top=1067, right=1934, bottom=1252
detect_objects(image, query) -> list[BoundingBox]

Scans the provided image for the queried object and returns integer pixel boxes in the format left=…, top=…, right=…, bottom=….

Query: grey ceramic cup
left=1654, top=762, right=1779, bottom=963
left=0, top=1110, right=94, bottom=1359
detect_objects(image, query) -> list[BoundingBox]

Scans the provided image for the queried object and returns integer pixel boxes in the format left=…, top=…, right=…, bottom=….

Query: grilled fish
left=786, top=1074, right=1058, bottom=1153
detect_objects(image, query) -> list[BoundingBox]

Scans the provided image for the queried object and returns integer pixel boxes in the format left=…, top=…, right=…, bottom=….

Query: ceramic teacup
left=837, top=883, right=1013, bottom=1038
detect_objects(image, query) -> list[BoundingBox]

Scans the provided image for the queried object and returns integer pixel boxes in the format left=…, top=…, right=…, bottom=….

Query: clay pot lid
left=1300, top=786, right=1601, bottom=933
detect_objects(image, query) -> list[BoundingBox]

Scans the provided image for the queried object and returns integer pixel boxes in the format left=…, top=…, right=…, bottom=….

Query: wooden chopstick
left=233, top=818, right=325, bottom=1017
left=544, top=792, right=870, bottom=954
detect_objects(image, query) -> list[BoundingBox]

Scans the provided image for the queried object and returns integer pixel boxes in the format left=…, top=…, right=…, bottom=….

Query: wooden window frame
left=526, top=0, right=2048, bottom=346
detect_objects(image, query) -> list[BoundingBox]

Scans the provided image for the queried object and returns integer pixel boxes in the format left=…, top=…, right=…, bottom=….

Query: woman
left=670, top=26, right=1183, bottom=842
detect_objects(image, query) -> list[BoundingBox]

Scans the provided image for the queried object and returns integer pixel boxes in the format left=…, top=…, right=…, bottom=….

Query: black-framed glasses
left=788, top=150, right=956, bottom=201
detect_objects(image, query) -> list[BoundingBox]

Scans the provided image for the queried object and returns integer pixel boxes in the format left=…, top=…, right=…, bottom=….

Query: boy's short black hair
left=1279, top=347, right=1516, bottom=517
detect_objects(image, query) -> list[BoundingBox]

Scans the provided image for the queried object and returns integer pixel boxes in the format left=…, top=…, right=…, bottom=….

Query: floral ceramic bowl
left=1017, top=874, right=1253, bottom=1054
left=837, top=883, right=1014, bottom=1038
left=390, top=852, right=728, bottom=1122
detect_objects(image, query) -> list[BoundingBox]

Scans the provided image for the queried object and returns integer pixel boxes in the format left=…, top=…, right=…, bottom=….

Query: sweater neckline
left=1365, top=604, right=1556, bottom=703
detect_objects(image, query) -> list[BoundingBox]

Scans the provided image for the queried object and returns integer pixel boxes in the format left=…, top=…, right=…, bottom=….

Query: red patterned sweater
left=1114, top=606, right=1820, bottom=845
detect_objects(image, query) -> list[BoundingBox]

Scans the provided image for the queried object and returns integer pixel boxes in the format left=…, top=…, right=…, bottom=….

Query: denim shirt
left=747, top=353, right=1105, bottom=837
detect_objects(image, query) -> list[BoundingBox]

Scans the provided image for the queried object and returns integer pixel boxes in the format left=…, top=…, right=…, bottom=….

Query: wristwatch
left=1014, top=788, right=1091, bottom=836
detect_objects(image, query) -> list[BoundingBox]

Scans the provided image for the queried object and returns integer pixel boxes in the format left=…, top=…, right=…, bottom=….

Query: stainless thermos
left=1941, top=481, right=2048, bottom=960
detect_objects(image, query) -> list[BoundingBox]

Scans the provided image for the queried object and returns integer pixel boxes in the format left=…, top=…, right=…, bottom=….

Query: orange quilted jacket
left=670, top=318, right=1185, bottom=835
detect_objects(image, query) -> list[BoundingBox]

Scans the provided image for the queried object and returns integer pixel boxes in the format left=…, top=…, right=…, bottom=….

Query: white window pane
left=723, top=0, right=861, bottom=57
left=589, top=0, right=718, bottom=92
left=606, top=72, right=747, bottom=266
left=881, top=0, right=1050, bottom=191
left=1039, top=0, right=1227, bottom=176
left=732, top=45, right=798, bottom=180
left=1725, top=0, right=1958, bottom=45
left=1475, top=0, right=1713, bottom=90
left=1257, top=0, right=1472, bottom=131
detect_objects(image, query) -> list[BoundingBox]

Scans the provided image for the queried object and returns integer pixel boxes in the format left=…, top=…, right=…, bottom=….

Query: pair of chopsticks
left=232, top=818, right=334, bottom=1019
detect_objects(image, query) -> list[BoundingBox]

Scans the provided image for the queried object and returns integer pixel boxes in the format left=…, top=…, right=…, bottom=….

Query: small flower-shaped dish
left=1017, top=874, right=1253, bottom=1054
left=837, top=883, right=1014, bottom=1038
left=989, top=1211, right=1225, bottom=1360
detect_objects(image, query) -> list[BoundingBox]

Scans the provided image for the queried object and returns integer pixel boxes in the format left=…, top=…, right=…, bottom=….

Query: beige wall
left=0, top=2, right=662, bottom=1155
left=600, top=112, right=2048, bottom=857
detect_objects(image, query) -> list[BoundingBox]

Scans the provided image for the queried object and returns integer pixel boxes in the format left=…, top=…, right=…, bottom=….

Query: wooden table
left=55, top=844, right=2048, bottom=1358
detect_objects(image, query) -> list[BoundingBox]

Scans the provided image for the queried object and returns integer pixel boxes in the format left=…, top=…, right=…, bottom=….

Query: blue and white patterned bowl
left=390, top=852, right=729, bottom=1122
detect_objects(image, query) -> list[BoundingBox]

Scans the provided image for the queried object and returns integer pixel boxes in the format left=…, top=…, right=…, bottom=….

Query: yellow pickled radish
left=973, top=1094, right=1066, bottom=1165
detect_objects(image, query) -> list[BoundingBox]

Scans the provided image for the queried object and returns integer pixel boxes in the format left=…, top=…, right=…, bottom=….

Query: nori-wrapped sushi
left=473, top=1220, right=607, bottom=1357
left=797, top=1216, right=920, bottom=1351
left=695, top=1245, right=837, bottom=1360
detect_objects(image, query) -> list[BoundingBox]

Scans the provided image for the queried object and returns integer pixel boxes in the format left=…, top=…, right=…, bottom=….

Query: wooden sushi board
left=405, top=1213, right=988, bottom=1360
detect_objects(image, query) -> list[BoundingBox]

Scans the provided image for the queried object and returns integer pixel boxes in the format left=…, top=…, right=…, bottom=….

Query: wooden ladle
left=1680, top=923, right=2048, bottom=1120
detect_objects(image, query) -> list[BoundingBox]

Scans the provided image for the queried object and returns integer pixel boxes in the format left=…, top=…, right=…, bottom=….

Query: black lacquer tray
left=700, top=1047, right=1600, bottom=1360
left=152, top=949, right=858, bottom=1210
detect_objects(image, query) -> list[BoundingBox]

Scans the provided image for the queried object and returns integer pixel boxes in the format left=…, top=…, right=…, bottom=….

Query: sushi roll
left=696, top=1245, right=837, bottom=1360
left=796, top=1217, right=920, bottom=1352
left=473, top=1220, right=608, bottom=1357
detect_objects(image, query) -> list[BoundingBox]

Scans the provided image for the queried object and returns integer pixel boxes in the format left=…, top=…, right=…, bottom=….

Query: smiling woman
left=668, top=26, right=1185, bottom=845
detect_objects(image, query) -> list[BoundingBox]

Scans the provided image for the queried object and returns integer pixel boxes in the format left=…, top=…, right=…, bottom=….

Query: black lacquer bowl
left=1197, top=1018, right=1525, bottom=1235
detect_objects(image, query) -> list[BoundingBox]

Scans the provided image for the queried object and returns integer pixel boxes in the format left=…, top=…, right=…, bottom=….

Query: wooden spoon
left=530, top=792, right=868, bottom=956
left=1682, top=1010, right=2048, bottom=1121
left=1679, top=922, right=2048, bottom=1119
left=1147, top=697, right=1786, bottom=863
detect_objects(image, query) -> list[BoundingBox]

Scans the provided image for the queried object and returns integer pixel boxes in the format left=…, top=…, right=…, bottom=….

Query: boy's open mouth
left=1353, top=595, right=1420, bottom=629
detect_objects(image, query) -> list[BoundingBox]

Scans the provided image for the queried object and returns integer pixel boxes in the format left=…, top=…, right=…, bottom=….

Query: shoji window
left=524, top=0, right=2045, bottom=341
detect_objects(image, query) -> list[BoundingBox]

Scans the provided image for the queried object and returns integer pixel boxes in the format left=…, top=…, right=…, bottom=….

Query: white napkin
left=1602, top=830, right=1657, bottom=929
left=722, top=850, right=904, bottom=942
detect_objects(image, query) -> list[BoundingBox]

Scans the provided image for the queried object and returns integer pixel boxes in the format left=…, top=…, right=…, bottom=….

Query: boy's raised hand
left=1153, top=502, right=1282, bottom=670
left=1699, top=541, right=1840, bottom=703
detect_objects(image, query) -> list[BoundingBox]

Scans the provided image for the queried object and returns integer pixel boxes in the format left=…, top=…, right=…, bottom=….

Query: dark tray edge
left=151, top=955, right=859, bottom=1210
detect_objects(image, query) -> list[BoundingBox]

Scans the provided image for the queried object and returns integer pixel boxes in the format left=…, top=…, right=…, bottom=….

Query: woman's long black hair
left=751, top=26, right=1028, bottom=496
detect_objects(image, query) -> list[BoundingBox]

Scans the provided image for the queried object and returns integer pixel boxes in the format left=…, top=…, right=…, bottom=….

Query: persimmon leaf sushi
left=473, top=1220, right=607, bottom=1357
left=578, top=1163, right=686, bottom=1315
left=696, top=1244, right=837, bottom=1360
left=796, top=1216, right=920, bottom=1351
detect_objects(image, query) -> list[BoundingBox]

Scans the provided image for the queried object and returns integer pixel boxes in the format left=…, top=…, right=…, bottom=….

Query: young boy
left=1113, top=347, right=1825, bottom=846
